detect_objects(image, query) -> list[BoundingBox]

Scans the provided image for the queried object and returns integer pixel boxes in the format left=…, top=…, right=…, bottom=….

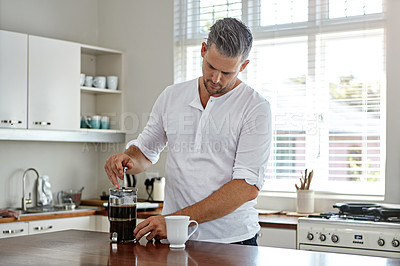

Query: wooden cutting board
left=282, top=211, right=320, bottom=217
left=81, top=199, right=107, bottom=207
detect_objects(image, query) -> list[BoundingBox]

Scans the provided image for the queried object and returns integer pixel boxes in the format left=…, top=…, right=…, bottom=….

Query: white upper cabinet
left=0, top=30, right=124, bottom=142
left=28, top=35, right=80, bottom=130
left=0, top=30, right=28, bottom=129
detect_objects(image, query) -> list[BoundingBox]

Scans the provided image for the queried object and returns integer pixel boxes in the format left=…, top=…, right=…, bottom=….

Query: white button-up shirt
left=126, top=78, right=272, bottom=243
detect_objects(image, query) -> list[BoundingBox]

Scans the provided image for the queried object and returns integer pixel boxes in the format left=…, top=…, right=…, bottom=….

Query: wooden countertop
left=1, top=230, right=398, bottom=265
left=0, top=209, right=98, bottom=223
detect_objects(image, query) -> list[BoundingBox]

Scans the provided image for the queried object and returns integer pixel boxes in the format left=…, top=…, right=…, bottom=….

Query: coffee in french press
left=108, top=187, right=137, bottom=242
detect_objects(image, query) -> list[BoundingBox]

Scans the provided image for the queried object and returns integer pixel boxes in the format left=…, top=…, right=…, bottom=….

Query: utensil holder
left=296, top=190, right=315, bottom=213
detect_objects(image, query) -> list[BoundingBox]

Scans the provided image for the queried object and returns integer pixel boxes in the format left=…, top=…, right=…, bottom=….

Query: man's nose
left=211, top=71, right=221, bottom=84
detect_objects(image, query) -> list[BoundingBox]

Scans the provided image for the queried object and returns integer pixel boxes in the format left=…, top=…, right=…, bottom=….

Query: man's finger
left=134, top=219, right=149, bottom=236
left=146, top=230, right=158, bottom=241
left=135, top=226, right=152, bottom=242
left=105, top=164, right=119, bottom=188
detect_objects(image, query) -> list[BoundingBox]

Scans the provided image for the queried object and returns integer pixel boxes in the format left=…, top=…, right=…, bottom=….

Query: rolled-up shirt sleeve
left=125, top=91, right=168, bottom=164
left=232, top=101, right=272, bottom=190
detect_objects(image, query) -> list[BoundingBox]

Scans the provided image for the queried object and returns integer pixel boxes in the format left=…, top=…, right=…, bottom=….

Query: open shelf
left=0, top=128, right=125, bottom=143
left=80, top=45, right=124, bottom=132
left=81, top=86, right=122, bottom=95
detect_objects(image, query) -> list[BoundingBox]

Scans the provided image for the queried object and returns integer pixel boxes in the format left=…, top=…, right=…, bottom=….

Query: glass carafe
left=108, top=187, right=137, bottom=242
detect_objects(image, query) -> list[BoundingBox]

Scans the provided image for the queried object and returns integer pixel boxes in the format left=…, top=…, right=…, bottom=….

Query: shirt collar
left=188, top=78, right=244, bottom=110
left=188, top=79, right=204, bottom=110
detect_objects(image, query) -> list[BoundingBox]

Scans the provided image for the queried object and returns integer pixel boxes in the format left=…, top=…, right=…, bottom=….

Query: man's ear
left=240, top=60, right=250, bottom=72
left=201, top=42, right=207, bottom=58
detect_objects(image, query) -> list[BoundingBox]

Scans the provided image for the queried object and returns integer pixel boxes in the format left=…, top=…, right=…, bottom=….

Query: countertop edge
left=1, top=208, right=298, bottom=229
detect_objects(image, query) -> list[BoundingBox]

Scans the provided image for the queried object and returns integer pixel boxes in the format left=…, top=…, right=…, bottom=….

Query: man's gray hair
left=207, top=17, right=253, bottom=62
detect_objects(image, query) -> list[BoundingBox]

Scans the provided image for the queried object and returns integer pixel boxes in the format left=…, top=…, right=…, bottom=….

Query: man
left=104, top=18, right=271, bottom=246
left=0, top=209, right=19, bottom=218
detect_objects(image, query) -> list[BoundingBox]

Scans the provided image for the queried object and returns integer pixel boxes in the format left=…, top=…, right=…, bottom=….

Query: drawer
left=0, top=222, right=29, bottom=238
left=29, top=216, right=91, bottom=235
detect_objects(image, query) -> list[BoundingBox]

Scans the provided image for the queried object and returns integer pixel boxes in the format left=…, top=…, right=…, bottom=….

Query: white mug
left=90, top=115, right=101, bottom=129
left=93, top=76, right=106, bottom=89
left=80, top=73, right=86, bottom=86
left=101, top=116, right=110, bottom=129
left=84, top=76, right=93, bottom=87
left=107, top=76, right=118, bottom=90
left=165, top=215, right=198, bottom=249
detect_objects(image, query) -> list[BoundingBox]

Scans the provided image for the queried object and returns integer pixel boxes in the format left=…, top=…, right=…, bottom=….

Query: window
left=174, top=0, right=386, bottom=195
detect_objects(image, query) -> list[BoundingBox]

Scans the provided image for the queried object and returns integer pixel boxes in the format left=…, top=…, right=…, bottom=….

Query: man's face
left=201, top=43, right=249, bottom=97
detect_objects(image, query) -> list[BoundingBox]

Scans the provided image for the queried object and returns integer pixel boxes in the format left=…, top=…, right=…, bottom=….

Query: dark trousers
left=231, top=234, right=258, bottom=246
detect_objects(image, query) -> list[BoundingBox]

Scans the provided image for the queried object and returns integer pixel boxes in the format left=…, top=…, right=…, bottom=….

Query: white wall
left=0, top=0, right=99, bottom=44
left=384, top=0, right=400, bottom=205
left=0, top=141, right=99, bottom=207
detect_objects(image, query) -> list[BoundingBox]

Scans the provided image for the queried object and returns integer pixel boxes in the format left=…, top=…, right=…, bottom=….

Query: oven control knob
left=307, top=233, right=314, bottom=241
left=319, top=234, right=326, bottom=241
left=378, top=239, right=385, bottom=246
left=331, top=234, right=339, bottom=243
left=392, top=239, right=400, bottom=247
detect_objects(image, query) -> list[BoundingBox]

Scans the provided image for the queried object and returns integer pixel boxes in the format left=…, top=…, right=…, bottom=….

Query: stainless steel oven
left=297, top=203, right=400, bottom=259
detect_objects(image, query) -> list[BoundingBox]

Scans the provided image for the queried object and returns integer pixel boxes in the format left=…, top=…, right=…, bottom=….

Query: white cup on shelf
left=80, top=73, right=86, bottom=86
left=101, top=116, right=110, bottom=129
left=93, top=76, right=106, bottom=89
left=107, top=76, right=118, bottom=90
left=84, top=76, right=93, bottom=87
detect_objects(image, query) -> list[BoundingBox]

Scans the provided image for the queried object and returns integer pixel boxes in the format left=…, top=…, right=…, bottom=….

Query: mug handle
left=187, top=220, right=198, bottom=239
left=84, top=119, right=92, bottom=128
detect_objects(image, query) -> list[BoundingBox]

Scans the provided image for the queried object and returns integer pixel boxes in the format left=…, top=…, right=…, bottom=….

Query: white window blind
left=174, top=0, right=386, bottom=195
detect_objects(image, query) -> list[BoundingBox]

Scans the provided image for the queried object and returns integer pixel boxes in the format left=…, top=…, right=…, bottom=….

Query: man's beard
left=203, top=78, right=231, bottom=96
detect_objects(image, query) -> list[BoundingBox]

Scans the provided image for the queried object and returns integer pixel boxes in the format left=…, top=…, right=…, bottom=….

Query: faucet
left=22, top=168, right=40, bottom=211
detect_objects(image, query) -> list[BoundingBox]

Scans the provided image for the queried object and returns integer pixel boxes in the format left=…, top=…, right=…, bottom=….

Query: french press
left=108, top=186, right=137, bottom=242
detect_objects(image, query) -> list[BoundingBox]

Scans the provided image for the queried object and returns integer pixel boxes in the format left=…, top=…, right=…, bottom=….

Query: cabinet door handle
left=3, top=229, right=24, bottom=234
left=34, top=225, right=53, bottom=231
left=1, top=120, right=22, bottom=125
left=33, top=121, right=51, bottom=126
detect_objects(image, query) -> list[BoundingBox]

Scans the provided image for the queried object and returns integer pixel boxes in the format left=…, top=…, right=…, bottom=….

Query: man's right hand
left=104, top=153, right=134, bottom=188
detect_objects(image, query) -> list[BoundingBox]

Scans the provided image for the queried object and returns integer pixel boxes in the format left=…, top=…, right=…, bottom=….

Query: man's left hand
left=134, top=215, right=167, bottom=241
left=0, top=209, right=20, bottom=218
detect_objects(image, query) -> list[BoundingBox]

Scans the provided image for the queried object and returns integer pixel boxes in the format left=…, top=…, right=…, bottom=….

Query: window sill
left=259, top=191, right=384, bottom=202
left=256, top=191, right=385, bottom=213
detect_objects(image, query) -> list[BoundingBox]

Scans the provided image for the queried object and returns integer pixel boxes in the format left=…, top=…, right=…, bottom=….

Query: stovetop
left=308, top=202, right=400, bottom=223
left=308, top=212, right=400, bottom=223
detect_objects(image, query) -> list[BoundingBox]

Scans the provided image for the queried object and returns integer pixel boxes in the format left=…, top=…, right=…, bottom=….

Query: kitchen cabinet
left=0, top=222, right=28, bottom=239
left=0, top=217, right=93, bottom=238
left=0, top=31, right=80, bottom=131
left=0, top=30, right=28, bottom=129
left=257, top=227, right=297, bottom=249
left=28, top=35, right=80, bottom=130
left=0, top=29, right=125, bottom=142
left=28, top=216, right=92, bottom=235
